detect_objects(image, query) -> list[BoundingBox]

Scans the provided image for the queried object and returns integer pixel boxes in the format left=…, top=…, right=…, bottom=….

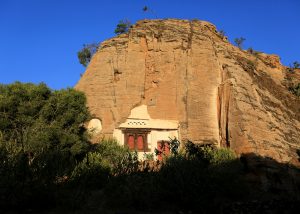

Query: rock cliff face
left=75, top=19, right=300, bottom=165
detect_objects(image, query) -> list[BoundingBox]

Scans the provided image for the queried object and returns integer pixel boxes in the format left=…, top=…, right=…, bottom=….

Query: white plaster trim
left=118, top=105, right=179, bottom=130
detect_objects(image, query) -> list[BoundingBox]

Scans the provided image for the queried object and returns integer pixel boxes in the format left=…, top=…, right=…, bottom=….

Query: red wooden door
left=128, top=135, right=135, bottom=150
left=157, top=141, right=163, bottom=161
left=157, top=141, right=170, bottom=161
left=137, top=135, right=144, bottom=150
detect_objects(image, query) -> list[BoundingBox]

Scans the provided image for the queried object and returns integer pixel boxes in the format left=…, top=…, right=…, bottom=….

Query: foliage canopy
left=234, top=37, right=246, bottom=49
left=0, top=82, right=91, bottom=194
left=114, top=19, right=131, bottom=35
left=1, top=82, right=297, bottom=212
left=77, top=43, right=99, bottom=67
left=0, top=82, right=90, bottom=152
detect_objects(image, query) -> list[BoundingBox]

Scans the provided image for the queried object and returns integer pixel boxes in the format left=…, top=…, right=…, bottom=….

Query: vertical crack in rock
left=142, top=35, right=148, bottom=100
left=187, top=21, right=194, bottom=50
left=183, top=21, right=194, bottom=138
left=225, top=94, right=230, bottom=147
left=218, top=64, right=232, bottom=147
left=108, top=58, right=118, bottom=108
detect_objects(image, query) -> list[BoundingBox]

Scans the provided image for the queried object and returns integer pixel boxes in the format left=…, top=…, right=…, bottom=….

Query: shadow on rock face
left=239, top=152, right=300, bottom=200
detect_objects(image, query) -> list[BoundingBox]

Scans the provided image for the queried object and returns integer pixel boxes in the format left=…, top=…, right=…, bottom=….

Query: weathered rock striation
left=75, top=19, right=300, bottom=166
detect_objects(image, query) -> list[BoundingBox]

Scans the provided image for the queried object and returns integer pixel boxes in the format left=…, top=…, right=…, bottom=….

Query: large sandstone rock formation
left=75, top=19, right=300, bottom=166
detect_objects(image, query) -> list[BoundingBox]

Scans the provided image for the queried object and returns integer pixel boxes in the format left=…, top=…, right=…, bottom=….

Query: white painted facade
left=113, top=105, right=179, bottom=160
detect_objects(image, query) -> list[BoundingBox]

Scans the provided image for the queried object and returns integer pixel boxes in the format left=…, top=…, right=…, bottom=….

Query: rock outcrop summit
left=76, top=19, right=300, bottom=165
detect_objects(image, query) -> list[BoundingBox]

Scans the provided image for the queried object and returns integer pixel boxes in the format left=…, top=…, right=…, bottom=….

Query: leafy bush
left=77, top=43, right=99, bottom=67
left=183, top=141, right=235, bottom=164
left=0, top=82, right=91, bottom=211
left=69, top=152, right=111, bottom=189
left=234, top=37, right=246, bottom=49
left=114, top=19, right=131, bottom=35
left=289, top=83, right=300, bottom=97
left=67, top=139, right=142, bottom=190
left=194, top=145, right=236, bottom=165
left=292, top=61, right=300, bottom=69
left=154, top=137, right=180, bottom=159
left=93, top=139, right=139, bottom=175
left=219, top=30, right=226, bottom=38
left=104, top=141, right=247, bottom=211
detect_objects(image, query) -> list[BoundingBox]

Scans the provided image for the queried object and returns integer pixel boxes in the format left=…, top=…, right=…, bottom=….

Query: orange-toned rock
left=75, top=19, right=300, bottom=166
left=258, top=53, right=283, bottom=70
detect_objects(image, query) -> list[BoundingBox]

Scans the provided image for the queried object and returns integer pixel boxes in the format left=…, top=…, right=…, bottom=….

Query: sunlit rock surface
left=75, top=19, right=300, bottom=166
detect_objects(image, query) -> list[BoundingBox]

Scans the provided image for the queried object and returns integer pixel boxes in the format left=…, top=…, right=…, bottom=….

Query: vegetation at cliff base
left=0, top=82, right=91, bottom=211
left=1, top=82, right=300, bottom=213
left=0, top=83, right=245, bottom=213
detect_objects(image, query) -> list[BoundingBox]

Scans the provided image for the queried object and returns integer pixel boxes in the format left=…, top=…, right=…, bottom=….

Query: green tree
left=114, top=19, right=131, bottom=35
left=0, top=82, right=91, bottom=186
left=77, top=43, right=99, bottom=67
left=0, top=82, right=51, bottom=148
left=234, top=37, right=246, bottom=49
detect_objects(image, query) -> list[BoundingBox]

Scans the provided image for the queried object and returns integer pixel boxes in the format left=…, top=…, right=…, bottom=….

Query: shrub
left=93, top=139, right=139, bottom=175
left=154, top=137, right=180, bottom=159
left=184, top=141, right=235, bottom=164
left=247, top=47, right=260, bottom=57
left=289, top=83, right=300, bottom=97
left=69, top=152, right=111, bottom=189
left=219, top=30, right=226, bottom=38
left=234, top=37, right=246, bottom=49
left=143, top=152, right=154, bottom=161
left=293, top=61, right=300, bottom=69
left=77, top=43, right=99, bottom=67
left=205, top=146, right=236, bottom=165
left=114, top=20, right=131, bottom=35
left=104, top=141, right=247, bottom=211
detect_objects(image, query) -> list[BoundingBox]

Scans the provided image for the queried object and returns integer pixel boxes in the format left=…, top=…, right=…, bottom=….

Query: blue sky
left=0, top=0, right=299, bottom=89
